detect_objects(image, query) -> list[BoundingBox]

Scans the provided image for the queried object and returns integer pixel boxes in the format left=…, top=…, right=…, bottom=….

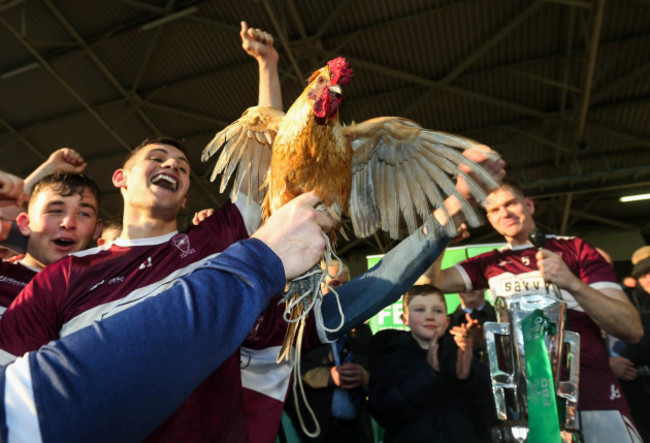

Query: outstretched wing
left=201, top=106, right=284, bottom=203
left=346, top=117, right=498, bottom=239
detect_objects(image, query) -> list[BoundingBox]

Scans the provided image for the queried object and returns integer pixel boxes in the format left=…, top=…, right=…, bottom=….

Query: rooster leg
left=276, top=264, right=322, bottom=363
left=276, top=231, right=345, bottom=362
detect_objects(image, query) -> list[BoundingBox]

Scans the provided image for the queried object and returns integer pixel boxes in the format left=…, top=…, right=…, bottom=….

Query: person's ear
left=524, top=197, right=535, bottom=215
left=16, top=212, right=31, bottom=236
left=112, top=169, right=126, bottom=189
left=180, top=193, right=188, bottom=210
left=92, top=219, right=104, bottom=241
left=401, top=312, right=409, bottom=327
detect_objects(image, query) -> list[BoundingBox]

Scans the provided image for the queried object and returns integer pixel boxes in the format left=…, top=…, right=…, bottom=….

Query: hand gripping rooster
left=202, top=57, right=499, bottom=361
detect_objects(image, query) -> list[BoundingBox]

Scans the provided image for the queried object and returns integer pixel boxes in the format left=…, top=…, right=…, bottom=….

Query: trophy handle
left=557, top=331, right=580, bottom=431
left=484, top=321, right=516, bottom=421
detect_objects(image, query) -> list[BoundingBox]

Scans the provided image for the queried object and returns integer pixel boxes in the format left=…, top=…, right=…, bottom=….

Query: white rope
left=292, top=317, right=321, bottom=438
left=285, top=230, right=350, bottom=439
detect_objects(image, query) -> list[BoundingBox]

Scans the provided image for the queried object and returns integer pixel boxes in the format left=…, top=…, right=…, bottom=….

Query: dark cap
left=631, top=256, right=650, bottom=278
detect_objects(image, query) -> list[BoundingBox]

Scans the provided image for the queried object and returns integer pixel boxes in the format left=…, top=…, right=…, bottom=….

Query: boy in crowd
left=369, top=285, right=493, bottom=442
left=0, top=172, right=101, bottom=313
left=0, top=148, right=101, bottom=314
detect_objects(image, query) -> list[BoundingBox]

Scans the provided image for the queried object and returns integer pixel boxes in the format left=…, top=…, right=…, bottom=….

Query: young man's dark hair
left=123, top=136, right=189, bottom=168
left=28, top=172, right=102, bottom=210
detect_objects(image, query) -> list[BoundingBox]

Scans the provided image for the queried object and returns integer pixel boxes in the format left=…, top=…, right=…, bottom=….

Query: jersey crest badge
left=172, top=233, right=196, bottom=259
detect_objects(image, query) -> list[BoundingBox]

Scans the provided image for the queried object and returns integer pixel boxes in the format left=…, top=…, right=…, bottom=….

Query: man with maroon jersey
left=0, top=135, right=264, bottom=441
left=435, top=179, right=643, bottom=442
left=0, top=149, right=101, bottom=315
left=0, top=191, right=333, bottom=442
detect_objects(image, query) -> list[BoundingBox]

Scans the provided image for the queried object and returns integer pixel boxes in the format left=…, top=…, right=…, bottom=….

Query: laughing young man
left=0, top=135, right=264, bottom=441
left=0, top=173, right=101, bottom=314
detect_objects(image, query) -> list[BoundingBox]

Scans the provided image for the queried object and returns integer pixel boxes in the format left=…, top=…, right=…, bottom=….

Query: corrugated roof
left=1, top=0, right=649, bottom=257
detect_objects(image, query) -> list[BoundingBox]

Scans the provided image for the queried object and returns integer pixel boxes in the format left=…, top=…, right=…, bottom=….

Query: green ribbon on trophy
left=522, top=309, right=561, bottom=443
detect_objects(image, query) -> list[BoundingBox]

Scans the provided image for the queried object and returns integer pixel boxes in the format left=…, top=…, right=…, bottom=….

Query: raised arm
left=23, top=148, right=86, bottom=195
left=240, top=21, right=282, bottom=110
left=0, top=171, right=27, bottom=208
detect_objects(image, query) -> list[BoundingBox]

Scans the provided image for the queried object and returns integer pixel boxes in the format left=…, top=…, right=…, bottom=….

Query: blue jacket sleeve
left=320, top=221, right=451, bottom=339
left=0, top=238, right=284, bottom=443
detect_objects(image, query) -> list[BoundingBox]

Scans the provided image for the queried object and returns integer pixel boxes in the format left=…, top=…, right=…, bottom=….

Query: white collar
left=113, top=231, right=178, bottom=247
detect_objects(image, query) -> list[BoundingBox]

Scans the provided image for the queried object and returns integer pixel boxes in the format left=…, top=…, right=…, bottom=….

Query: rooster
left=202, top=57, right=498, bottom=360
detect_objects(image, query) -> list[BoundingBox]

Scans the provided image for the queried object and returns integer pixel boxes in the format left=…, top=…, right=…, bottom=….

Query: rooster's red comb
left=327, top=57, right=354, bottom=86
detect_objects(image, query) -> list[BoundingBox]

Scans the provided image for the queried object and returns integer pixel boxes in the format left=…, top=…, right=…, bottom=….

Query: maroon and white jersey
left=240, top=296, right=324, bottom=443
left=0, top=260, right=37, bottom=315
left=455, top=235, right=630, bottom=413
left=0, top=202, right=251, bottom=442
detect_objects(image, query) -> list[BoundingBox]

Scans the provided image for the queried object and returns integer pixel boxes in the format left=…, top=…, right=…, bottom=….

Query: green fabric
left=522, top=309, right=561, bottom=443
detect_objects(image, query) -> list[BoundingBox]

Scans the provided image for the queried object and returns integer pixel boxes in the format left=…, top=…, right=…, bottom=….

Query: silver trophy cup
left=484, top=293, right=581, bottom=442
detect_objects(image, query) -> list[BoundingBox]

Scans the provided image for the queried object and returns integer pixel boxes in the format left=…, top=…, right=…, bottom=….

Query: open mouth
left=53, top=238, right=75, bottom=247
left=151, top=173, right=178, bottom=192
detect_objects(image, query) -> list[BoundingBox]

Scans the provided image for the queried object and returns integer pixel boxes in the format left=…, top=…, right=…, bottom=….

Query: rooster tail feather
left=277, top=303, right=304, bottom=363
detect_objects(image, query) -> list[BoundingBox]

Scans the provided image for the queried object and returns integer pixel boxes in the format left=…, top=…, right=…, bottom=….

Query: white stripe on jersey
left=240, top=346, right=293, bottom=402
left=0, top=347, right=17, bottom=365
left=580, top=410, right=643, bottom=443
left=5, top=355, right=42, bottom=443
left=60, top=252, right=220, bottom=338
left=453, top=263, right=473, bottom=293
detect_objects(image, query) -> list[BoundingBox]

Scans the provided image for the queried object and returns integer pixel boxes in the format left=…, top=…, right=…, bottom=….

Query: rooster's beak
left=328, top=84, right=342, bottom=95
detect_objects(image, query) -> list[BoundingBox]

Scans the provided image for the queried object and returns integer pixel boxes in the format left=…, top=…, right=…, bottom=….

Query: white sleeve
left=4, top=356, right=42, bottom=443
left=233, top=193, right=262, bottom=236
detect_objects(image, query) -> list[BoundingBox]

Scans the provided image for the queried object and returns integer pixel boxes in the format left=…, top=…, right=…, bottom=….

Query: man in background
left=609, top=245, right=650, bottom=442
left=448, top=289, right=496, bottom=365
left=435, top=179, right=642, bottom=442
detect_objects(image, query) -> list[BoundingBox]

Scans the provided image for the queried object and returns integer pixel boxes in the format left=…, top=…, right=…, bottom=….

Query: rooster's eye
left=318, top=77, right=325, bottom=84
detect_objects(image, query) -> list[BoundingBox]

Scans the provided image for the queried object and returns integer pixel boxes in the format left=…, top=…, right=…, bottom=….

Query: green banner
left=521, top=310, right=561, bottom=443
